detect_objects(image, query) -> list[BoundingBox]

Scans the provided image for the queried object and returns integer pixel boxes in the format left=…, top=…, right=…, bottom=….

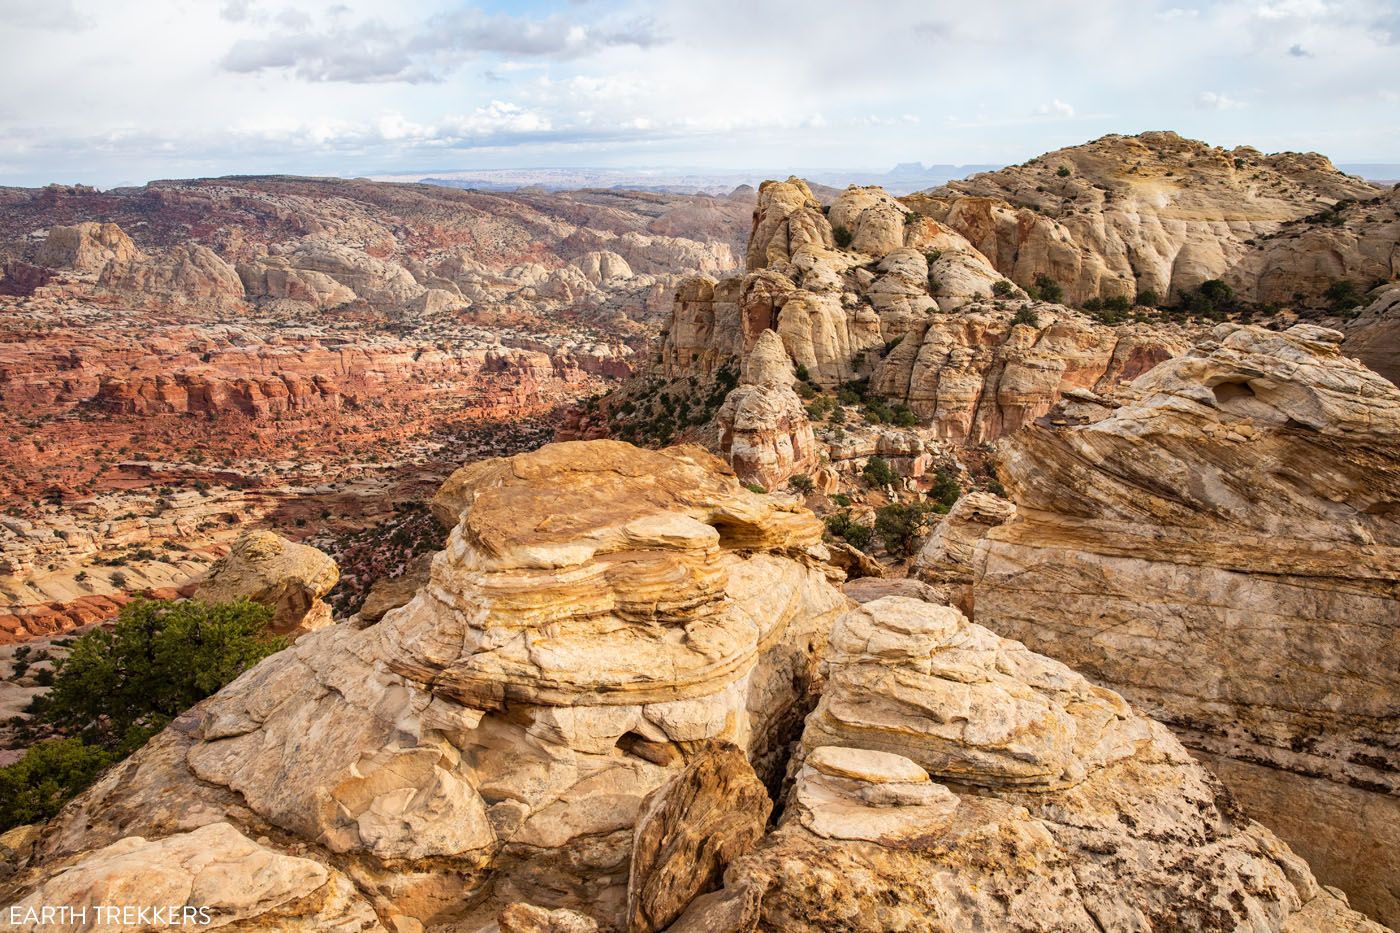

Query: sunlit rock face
left=666, top=596, right=1384, bottom=933
left=8, top=440, right=846, bottom=931
left=973, top=323, right=1400, bottom=926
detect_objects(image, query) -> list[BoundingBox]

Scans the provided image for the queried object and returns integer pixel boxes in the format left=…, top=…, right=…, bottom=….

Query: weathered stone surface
left=912, top=491, right=1015, bottom=584
left=920, top=131, right=1386, bottom=304
left=34, top=222, right=141, bottom=273
left=8, top=441, right=847, bottom=930
left=974, top=322, right=1400, bottom=925
left=714, top=331, right=819, bottom=488
left=498, top=903, right=599, bottom=933
left=195, top=529, right=339, bottom=635
left=677, top=597, right=1385, bottom=932
left=9, top=822, right=381, bottom=932
left=627, top=742, right=771, bottom=933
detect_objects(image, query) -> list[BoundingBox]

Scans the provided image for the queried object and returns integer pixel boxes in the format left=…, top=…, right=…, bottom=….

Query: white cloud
left=1196, top=90, right=1248, bottom=110
left=1037, top=99, right=1077, bottom=118
left=1, top=0, right=1398, bottom=186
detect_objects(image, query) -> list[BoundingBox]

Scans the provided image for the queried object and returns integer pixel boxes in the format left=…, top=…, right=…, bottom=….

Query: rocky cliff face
left=1346, top=282, right=1400, bottom=385
left=655, top=597, right=1382, bottom=932
left=919, top=130, right=1386, bottom=305
left=6, top=444, right=1382, bottom=931
left=647, top=175, right=1190, bottom=466
left=971, top=322, right=1400, bottom=925
left=5, top=441, right=846, bottom=930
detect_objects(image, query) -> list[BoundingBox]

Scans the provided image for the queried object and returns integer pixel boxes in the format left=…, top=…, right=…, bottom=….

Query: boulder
left=627, top=742, right=771, bottom=932
left=195, top=530, right=339, bottom=635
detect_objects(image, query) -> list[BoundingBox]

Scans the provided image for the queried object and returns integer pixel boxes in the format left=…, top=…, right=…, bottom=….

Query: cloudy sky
left=2, top=0, right=1398, bottom=187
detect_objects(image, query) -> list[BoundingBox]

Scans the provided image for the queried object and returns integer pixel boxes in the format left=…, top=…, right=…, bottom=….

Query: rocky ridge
left=3, top=441, right=1389, bottom=931
left=919, top=130, right=1388, bottom=305
left=971, top=321, right=1400, bottom=924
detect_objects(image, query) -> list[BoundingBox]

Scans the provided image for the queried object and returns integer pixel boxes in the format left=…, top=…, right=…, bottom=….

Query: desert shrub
left=0, top=739, right=118, bottom=829
left=874, top=502, right=937, bottom=556
left=2, top=598, right=284, bottom=831
left=862, top=456, right=898, bottom=488
left=928, top=467, right=962, bottom=509
left=832, top=224, right=853, bottom=248
left=1031, top=274, right=1064, bottom=304
left=825, top=511, right=873, bottom=550
left=1057, top=166, right=1072, bottom=177
left=1012, top=306, right=1040, bottom=327
left=1135, top=289, right=1159, bottom=308
left=37, top=599, right=284, bottom=750
left=743, top=482, right=767, bottom=494
left=789, top=474, right=815, bottom=494
left=1325, top=280, right=1364, bottom=313
left=992, top=279, right=1015, bottom=298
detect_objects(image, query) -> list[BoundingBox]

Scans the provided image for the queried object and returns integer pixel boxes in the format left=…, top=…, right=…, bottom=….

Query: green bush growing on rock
left=1, top=598, right=286, bottom=832
left=862, top=456, right=898, bottom=488
left=0, top=738, right=117, bottom=829
left=832, top=224, right=853, bottom=248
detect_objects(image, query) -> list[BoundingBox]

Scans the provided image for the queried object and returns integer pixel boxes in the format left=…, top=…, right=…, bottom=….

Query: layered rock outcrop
left=34, top=222, right=140, bottom=273
left=6, top=441, right=846, bottom=930
left=652, top=175, right=1189, bottom=455
left=972, top=322, right=1400, bottom=924
left=195, top=530, right=339, bottom=635
left=911, top=490, right=1014, bottom=587
left=869, top=306, right=1188, bottom=442
left=669, top=597, right=1381, bottom=931
left=714, top=330, right=819, bottom=488
left=919, top=131, right=1386, bottom=304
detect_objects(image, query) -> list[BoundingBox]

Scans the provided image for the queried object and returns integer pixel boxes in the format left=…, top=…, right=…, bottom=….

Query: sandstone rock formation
left=1346, top=282, right=1400, bottom=385
left=34, top=222, right=140, bottom=273
left=714, top=330, right=819, bottom=488
left=627, top=742, right=771, bottom=932
left=98, top=243, right=246, bottom=308
left=6, top=441, right=846, bottom=931
left=869, top=305, right=1188, bottom=442
left=195, top=529, right=339, bottom=635
left=651, top=175, right=1190, bottom=459
left=911, top=490, right=1014, bottom=586
left=917, top=131, right=1387, bottom=305
left=973, top=322, right=1400, bottom=924
left=673, top=597, right=1384, bottom=932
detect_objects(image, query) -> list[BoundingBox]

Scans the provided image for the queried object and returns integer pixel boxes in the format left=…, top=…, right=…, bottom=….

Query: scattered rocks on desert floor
left=972, top=322, right=1400, bottom=925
